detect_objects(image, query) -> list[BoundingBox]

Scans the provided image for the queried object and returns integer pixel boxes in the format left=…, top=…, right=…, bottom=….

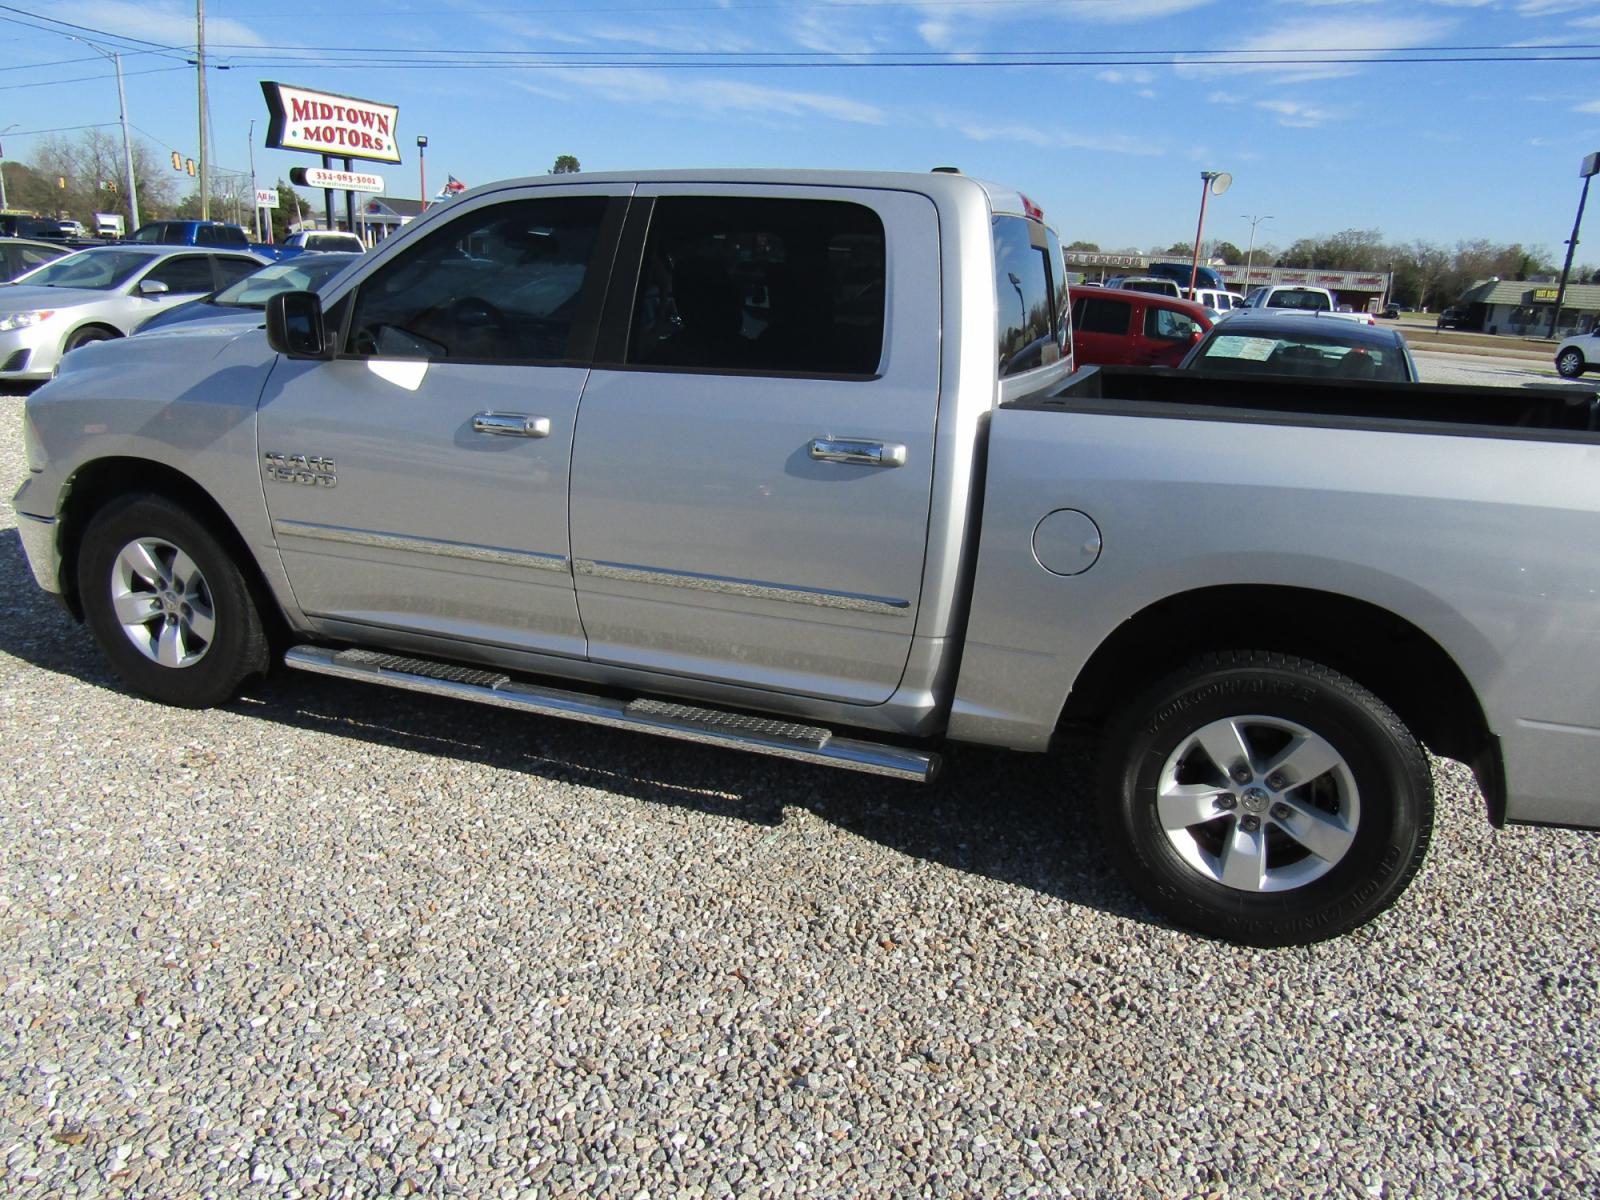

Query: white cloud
left=1576, top=100, right=1600, bottom=113
left=1097, top=68, right=1157, bottom=85
left=1256, top=99, right=1339, bottom=127
left=1178, top=13, right=1456, bottom=82
left=73, top=0, right=264, bottom=48
left=932, top=113, right=1162, bottom=156
left=511, top=67, right=885, bottom=127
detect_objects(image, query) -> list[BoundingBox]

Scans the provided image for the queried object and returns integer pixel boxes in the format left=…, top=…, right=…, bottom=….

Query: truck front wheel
left=77, top=494, right=269, bottom=708
left=1098, top=651, right=1433, bottom=947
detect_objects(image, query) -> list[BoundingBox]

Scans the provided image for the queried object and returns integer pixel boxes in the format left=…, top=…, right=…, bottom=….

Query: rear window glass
left=994, top=216, right=1063, bottom=378
left=1266, top=288, right=1333, bottom=311
left=1196, top=333, right=1407, bottom=380
left=628, top=197, right=885, bottom=376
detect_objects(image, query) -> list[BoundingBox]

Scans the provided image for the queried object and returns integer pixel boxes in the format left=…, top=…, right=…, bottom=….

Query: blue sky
left=4, top=1, right=1599, bottom=260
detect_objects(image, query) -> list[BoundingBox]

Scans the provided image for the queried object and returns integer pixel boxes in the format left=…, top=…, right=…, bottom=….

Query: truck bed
left=1019, top=365, right=1600, bottom=441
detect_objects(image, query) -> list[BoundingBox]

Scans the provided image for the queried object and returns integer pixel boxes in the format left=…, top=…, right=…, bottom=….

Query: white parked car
left=1555, top=324, right=1599, bottom=379
left=0, top=245, right=268, bottom=381
left=1193, top=287, right=1245, bottom=320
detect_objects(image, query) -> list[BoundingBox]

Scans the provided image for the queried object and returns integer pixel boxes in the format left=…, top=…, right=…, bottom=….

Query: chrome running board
left=283, top=645, right=939, bottom=782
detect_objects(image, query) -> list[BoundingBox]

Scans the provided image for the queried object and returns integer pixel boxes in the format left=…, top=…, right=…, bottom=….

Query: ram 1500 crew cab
left=15, top=170, right=1600, bottom=946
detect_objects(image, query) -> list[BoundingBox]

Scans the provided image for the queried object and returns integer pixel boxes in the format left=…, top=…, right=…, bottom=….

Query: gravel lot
left=2, top=375, right=1599, bottom=1199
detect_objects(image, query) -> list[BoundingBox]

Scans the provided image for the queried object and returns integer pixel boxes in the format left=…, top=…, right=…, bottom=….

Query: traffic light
left=185, top=158, right=196, bottom=177
left=171, top=150, right=182, bottom=171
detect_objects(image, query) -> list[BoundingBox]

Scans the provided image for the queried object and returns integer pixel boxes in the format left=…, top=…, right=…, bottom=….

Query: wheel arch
left=1059, top=583, right=1503, bottom=823
left=56, top=457, right=289, bottom=646
left=62, top=322, right=125, bottom=349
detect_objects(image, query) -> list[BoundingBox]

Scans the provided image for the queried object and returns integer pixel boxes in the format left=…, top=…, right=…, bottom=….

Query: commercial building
left=1451, top=278, right=1600, bottom=338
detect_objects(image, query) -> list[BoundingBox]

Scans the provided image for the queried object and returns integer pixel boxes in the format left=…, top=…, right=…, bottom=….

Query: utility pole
left=197, top=0, right=209, bottom=219
left=112, top=51, right=139, bottom=232
left=248, top=119, right=259, bottom=241
left=1549, top=152, right=1600, bottom=339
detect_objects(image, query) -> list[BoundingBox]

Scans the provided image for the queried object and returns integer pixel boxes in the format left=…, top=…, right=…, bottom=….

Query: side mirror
left=1191, top=328, right=1204, bottom=344
left=266, top=290, right=330, bottom=359
left=138, top=279, right=170, bottom=297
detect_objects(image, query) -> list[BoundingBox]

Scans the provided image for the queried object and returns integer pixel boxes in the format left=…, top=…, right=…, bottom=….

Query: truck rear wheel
left=1098, top=651, right=1433, bottom=947
left=77, top=494, right=269, bottom=708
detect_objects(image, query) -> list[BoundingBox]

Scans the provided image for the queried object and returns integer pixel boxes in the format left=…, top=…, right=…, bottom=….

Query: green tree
left=549, top=155, right=581, bottom=174
left=1065, top=239, right=1100, bottom=252
left=1209, top=240, right=1245, bottom=265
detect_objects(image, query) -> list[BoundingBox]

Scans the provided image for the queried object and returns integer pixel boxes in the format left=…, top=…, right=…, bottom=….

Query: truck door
left=568, top=186, right=942, bottom=705
left=257, top=185, right=625, bottom=659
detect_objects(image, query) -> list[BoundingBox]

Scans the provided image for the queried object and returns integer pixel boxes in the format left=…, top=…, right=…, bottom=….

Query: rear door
left=568, top=185, right=941, bottom=704
left=1069, top=291, right=1135, bottom=365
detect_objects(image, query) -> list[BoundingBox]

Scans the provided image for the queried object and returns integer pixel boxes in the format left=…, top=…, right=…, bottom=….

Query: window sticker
left=1205, top=335, right=1276, bottom=362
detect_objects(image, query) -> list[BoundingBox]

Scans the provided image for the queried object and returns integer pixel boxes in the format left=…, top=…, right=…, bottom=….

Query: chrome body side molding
left=272, top=520, right=569, bottom=572
left=572, top=558, right=910, bottom=616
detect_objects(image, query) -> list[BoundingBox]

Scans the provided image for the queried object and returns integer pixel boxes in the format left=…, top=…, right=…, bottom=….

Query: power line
left=0, top=66, right=194, bottom=92
left=1, top=121, right=120, bottom=136
left=0, top=5, right=192, bottom=55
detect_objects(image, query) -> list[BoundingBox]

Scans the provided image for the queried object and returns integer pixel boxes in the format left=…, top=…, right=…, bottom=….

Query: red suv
left=1068, top=286, right=1211, bottom=367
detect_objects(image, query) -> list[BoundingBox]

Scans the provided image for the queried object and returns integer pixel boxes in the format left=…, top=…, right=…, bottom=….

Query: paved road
left=1410, top=349, right=1562, bottom=389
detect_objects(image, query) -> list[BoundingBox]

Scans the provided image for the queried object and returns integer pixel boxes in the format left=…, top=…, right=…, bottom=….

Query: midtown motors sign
left=261, top=82, right=401, bottom=164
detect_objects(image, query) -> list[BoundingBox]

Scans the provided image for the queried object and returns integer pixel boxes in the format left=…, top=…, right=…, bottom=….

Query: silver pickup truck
left=14, top=169, right=1600, bottom=947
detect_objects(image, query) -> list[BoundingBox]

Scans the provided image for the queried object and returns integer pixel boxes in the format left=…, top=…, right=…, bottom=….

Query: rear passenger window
left=627, top=197, right=885, bottom=376
left=993, top=216, right=1062, bottom=378
left=214, top=256, right=261, bottom=287
left=1072, top=295, right=1132, bottom=335
left=346, top=196, right=607, bottom=362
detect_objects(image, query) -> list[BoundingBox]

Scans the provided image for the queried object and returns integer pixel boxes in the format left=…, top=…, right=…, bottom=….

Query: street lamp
left=68, top=38, right=140, bottom=232
left=1242, top=214, right=1273, bottom=289
left=417, top=135, right=428, bottom=209
left=1188, top=170, right=1232, bottom=299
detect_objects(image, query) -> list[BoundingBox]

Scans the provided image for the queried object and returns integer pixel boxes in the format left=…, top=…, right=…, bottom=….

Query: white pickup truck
left=1238, top=284, right=1376, bottom=324
left=15, top=169, right=1600, bottom=946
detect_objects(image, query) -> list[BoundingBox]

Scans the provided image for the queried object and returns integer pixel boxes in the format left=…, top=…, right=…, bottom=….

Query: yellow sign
left=1533, top=288, right=1559, bottom=302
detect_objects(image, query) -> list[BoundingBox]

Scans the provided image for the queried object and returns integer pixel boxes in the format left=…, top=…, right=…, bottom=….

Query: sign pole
left=321, top=153, right=334, bottom=231
left=343, top=156, right=356, bottom=233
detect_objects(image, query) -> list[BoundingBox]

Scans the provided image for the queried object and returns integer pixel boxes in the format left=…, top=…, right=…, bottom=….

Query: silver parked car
left=0, top=245, right=267, bottom=381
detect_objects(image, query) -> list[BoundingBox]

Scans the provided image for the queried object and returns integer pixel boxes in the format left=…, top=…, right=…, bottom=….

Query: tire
left=1556, top=348, right=1586, bottom=379
left=77, top=494, right=269, bottom=708
left=1097, top=651, right=1433, bottom=947
left=63, top=326, right=117, bottom=353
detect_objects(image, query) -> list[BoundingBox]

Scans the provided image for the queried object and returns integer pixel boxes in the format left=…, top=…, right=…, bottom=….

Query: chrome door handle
left=472, top=412, right=551, bottom=439
left=809, top=438, right=907, bottom=468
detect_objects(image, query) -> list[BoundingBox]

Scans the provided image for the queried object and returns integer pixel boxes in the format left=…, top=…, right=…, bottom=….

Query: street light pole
left=417, top=135, right=428, bottom=209
left=66, top=41, right=140, bottom=232
left=1242, top=213, right=1273, bottom=290
left=1188, top=170, right=1231, bottom=299
left=111, top=51, right=139, bottom=232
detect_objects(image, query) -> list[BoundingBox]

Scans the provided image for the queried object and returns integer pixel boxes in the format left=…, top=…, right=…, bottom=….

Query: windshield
left=12, top=248, right=154, bottom=291
left=212, top=255, right=357, bottom=307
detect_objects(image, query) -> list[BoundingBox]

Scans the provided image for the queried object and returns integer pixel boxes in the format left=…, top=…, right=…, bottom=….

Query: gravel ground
left=2, top=387, right=1598, bottom=1199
